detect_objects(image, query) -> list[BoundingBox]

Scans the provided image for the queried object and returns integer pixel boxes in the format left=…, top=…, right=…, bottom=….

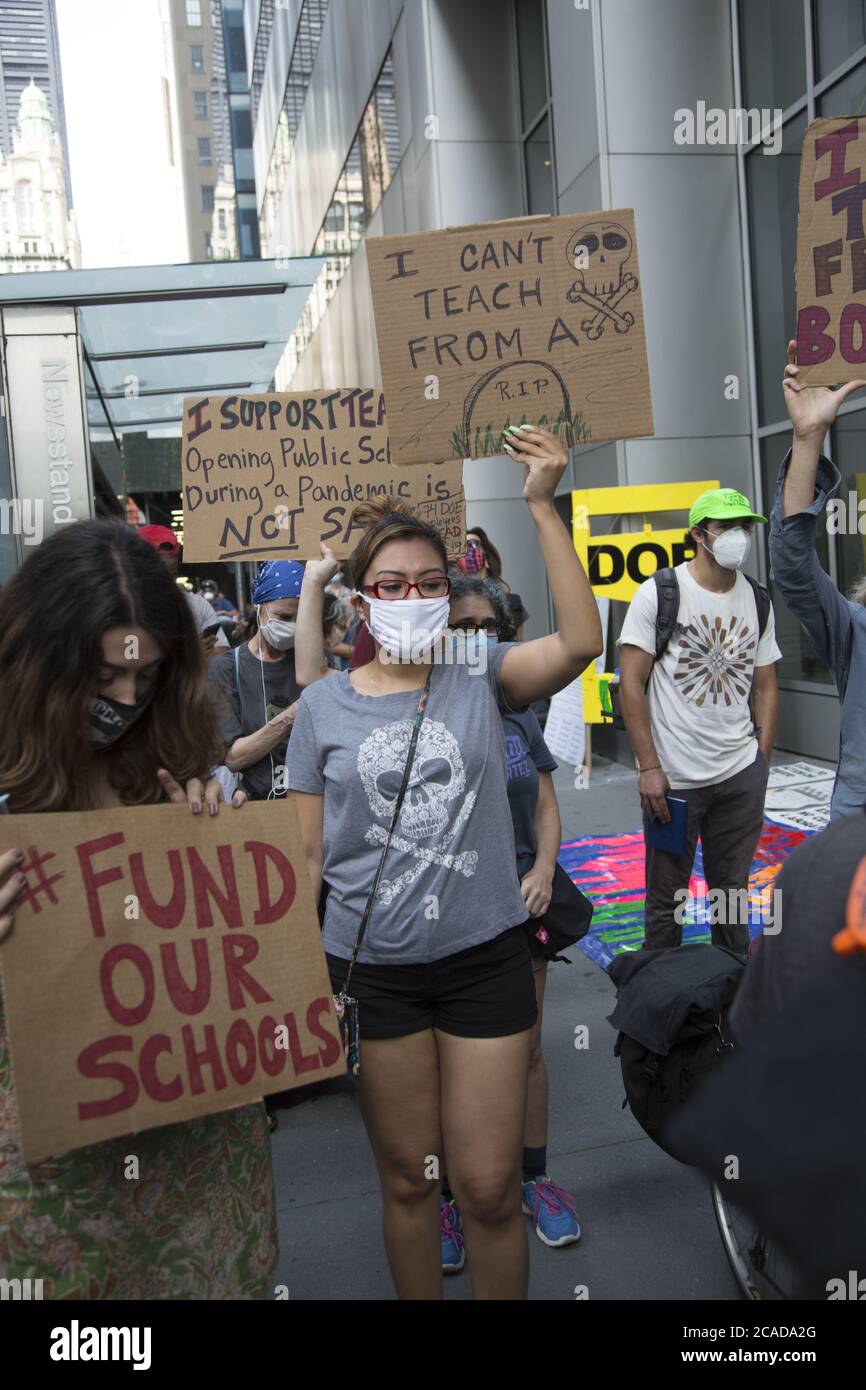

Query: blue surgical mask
left=448, top=629, right=497, bottom=652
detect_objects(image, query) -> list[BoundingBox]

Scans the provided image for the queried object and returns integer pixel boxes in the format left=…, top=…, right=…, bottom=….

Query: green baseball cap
left=688, top=487, right=767, bottom=530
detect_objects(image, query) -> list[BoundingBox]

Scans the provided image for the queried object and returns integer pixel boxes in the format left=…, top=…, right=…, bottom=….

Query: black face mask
left=87, top=688, right=155, bottom=747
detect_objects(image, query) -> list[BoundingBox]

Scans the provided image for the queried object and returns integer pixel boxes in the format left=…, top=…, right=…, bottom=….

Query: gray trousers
left=643, top=750, right=769, bottom=951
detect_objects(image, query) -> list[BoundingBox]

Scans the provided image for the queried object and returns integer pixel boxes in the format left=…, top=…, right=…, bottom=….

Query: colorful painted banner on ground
left=559, top=820, right=810, bottom=970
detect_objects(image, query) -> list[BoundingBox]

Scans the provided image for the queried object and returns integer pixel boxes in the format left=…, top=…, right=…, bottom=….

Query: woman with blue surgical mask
left=288, top=425, right=602, bottom=1301
left=207, top=560, right=304, bottom=801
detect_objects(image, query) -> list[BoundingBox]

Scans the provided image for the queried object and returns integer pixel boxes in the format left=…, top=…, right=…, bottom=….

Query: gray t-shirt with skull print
left=285, top=641, right=530, bottom=964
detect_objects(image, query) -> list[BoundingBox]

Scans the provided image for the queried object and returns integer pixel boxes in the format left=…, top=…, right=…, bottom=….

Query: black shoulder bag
left=333, top=673, right=431, bottom=1075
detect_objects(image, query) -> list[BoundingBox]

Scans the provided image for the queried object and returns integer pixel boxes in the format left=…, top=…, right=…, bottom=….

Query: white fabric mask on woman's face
left=356, top=593, right=450, bottom=661
left=707, top=527, right=751, bottom=571
left=258, top=604, right=296, bottom=650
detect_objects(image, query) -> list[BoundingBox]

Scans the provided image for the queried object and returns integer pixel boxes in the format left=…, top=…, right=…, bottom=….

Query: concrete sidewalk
left=269, top=751, right=823, bottom=1301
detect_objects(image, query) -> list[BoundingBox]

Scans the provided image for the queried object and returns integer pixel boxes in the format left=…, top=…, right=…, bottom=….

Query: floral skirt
left=0, top=1011, right=278, bottom=1300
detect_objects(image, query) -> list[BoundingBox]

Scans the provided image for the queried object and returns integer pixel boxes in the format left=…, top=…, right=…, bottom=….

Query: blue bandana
left=251, top=560, right=305, bottom=604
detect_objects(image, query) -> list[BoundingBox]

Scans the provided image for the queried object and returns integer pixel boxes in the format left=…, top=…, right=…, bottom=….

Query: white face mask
left=258, top=605, right=296, bottom=650
left=357, top=593, right=450, bottom=661
left=707, top=526, right=751, bottom=571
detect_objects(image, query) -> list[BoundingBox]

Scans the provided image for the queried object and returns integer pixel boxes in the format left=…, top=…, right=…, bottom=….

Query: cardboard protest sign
left=366, top=210, right=653, bottom=464
left=797, top=116, right=866, bottom=382
left=180, top=388, right=465, bottom=562
left=0, top=802, right=344, bottom=1161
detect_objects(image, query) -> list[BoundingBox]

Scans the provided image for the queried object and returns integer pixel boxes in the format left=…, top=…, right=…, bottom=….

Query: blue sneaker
left=522, top=1176, right=581, bottom=1248
left=440, top=1197, right=466, bottom=1273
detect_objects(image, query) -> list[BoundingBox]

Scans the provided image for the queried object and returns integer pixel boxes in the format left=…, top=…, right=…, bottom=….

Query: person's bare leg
left=358, top=1029, right=443, bottom=1300
left=437, top=1029, right=531, bottom=1300
left=524, top=962, right=549, bottom=1150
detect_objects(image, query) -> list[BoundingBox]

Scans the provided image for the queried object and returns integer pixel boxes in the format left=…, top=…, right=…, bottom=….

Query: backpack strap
left=743, top=574, right=770, bottom=640
left=231, top=645, right=240, bottom=696
left=652, top=567, right=681, bottom=661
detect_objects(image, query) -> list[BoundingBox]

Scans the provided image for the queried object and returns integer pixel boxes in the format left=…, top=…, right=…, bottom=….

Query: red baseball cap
left=138, top=524, right=180, bottom=553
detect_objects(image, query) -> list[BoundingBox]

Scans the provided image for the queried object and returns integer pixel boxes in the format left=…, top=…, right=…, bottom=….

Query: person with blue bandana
left=207, top=560, right=304, bottom=800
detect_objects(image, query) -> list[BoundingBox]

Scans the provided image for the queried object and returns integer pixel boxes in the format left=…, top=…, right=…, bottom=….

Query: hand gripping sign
left=0, top=802, right=344, bottom=1161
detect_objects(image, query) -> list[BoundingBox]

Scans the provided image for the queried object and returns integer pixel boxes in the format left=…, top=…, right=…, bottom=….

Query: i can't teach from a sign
left=797, top=116, right=866, bottom=381
left=0, top=803, right=344, bottom=1162
left=367, top=210, right=654, bottom=465
left=180, top=388, right=464, bottom=563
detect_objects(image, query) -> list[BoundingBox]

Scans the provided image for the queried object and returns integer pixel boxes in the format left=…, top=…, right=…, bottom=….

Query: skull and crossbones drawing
left=358, top=719, right=477, bottom=903
left=565, top=221, right=638, bottom=341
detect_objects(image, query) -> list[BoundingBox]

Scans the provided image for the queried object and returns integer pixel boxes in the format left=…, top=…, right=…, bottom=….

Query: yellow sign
left=572, top=480, right=720, bottom=727
left=585, top=526, right=695, bottom=602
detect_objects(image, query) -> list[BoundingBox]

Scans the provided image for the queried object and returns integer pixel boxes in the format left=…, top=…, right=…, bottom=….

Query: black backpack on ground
left=607, top=943, right=746, bottom=1163
left=605, top=567, right=771, bottom=732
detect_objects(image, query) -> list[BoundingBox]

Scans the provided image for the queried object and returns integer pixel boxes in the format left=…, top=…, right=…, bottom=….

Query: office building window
left=259, top=0, right=330, bottom=254
left=194, top=89, right=208, bottom=119
left=739, top=0, right=807, bottom=113
left=286, top=48, right=403, bottom=378
left=746, top=111, right=806, bottom=428
left=819, top=60, right=866, bottom=117
left=524, top=114, right=554, bottom=216
left=15, top=181, right=34, bottom=233
left=515, top=0, right=548, bottom=129
left=201, top=184, right=214, bottom=212
left=738, top=0, right=866, bottom=689
left=251, top=0, right=275, bottom=125
left=814, top=0, right=866, bottom=81
left=186, top=0, right=202, bottom=24
left=313, top=48, right=401, bottom=260
left=515, top=1, right=555, bottom=214
left=197, top=137, right=212, bottom=163
left=190, top=44, right=205, bottom=73
left=205, top=231, right=213, bottom=258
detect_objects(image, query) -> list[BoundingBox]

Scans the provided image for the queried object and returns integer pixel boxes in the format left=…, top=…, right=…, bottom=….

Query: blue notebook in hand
left=647, top=796, right=688, bottom=856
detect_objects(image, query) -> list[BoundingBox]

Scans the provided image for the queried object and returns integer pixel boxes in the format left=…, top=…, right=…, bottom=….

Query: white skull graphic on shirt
left=357, top=717, right=478, bottom=901
left=358, top=717, right=467, bottom=838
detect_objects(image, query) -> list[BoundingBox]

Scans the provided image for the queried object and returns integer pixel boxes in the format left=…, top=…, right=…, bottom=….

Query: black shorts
left=325, top=925, right=537, bottom=1040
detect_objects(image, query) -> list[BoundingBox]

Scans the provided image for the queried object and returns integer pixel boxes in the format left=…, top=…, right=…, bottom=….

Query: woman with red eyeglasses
left=287, top=427, right=602, bottom=1300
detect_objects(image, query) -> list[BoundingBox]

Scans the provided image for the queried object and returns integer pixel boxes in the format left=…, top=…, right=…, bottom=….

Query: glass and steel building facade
left=244, top=0, right=866, bottom=762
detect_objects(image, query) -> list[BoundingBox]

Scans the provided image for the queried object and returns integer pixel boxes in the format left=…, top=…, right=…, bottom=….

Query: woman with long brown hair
left=287, top=427, right=602, bottom=1299
left=0, top=519, right=277, bottom=1299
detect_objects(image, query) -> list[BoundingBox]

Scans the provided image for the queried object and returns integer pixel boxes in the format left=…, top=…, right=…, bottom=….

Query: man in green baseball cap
left=617, top=482, right=781, bottom=951
left=688, top=487, right=768, bottom=531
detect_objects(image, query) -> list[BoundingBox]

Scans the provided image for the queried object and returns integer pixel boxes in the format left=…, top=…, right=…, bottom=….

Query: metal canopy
left=0, top=257, right=323, bottom=436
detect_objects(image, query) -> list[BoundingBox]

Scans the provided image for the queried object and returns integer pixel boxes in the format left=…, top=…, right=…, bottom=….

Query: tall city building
left=0, top=0, right=71, bottom=204
left=244, top=0, right=866, bottom=766
left=161, top=0, right=258, bottom=262
left=0, top=78, right=79, bottom=271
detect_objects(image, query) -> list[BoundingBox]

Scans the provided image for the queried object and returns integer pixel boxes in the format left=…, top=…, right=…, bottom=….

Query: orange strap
left=834, top=854, right=866, bottom=955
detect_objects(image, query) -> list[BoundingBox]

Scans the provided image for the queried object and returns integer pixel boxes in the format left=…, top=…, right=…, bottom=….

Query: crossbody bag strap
left=338, top=672, right=432, bottom=997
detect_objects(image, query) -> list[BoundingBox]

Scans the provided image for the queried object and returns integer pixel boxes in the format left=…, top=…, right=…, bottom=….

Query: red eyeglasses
left=362, top=575, right=452, bottom=601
